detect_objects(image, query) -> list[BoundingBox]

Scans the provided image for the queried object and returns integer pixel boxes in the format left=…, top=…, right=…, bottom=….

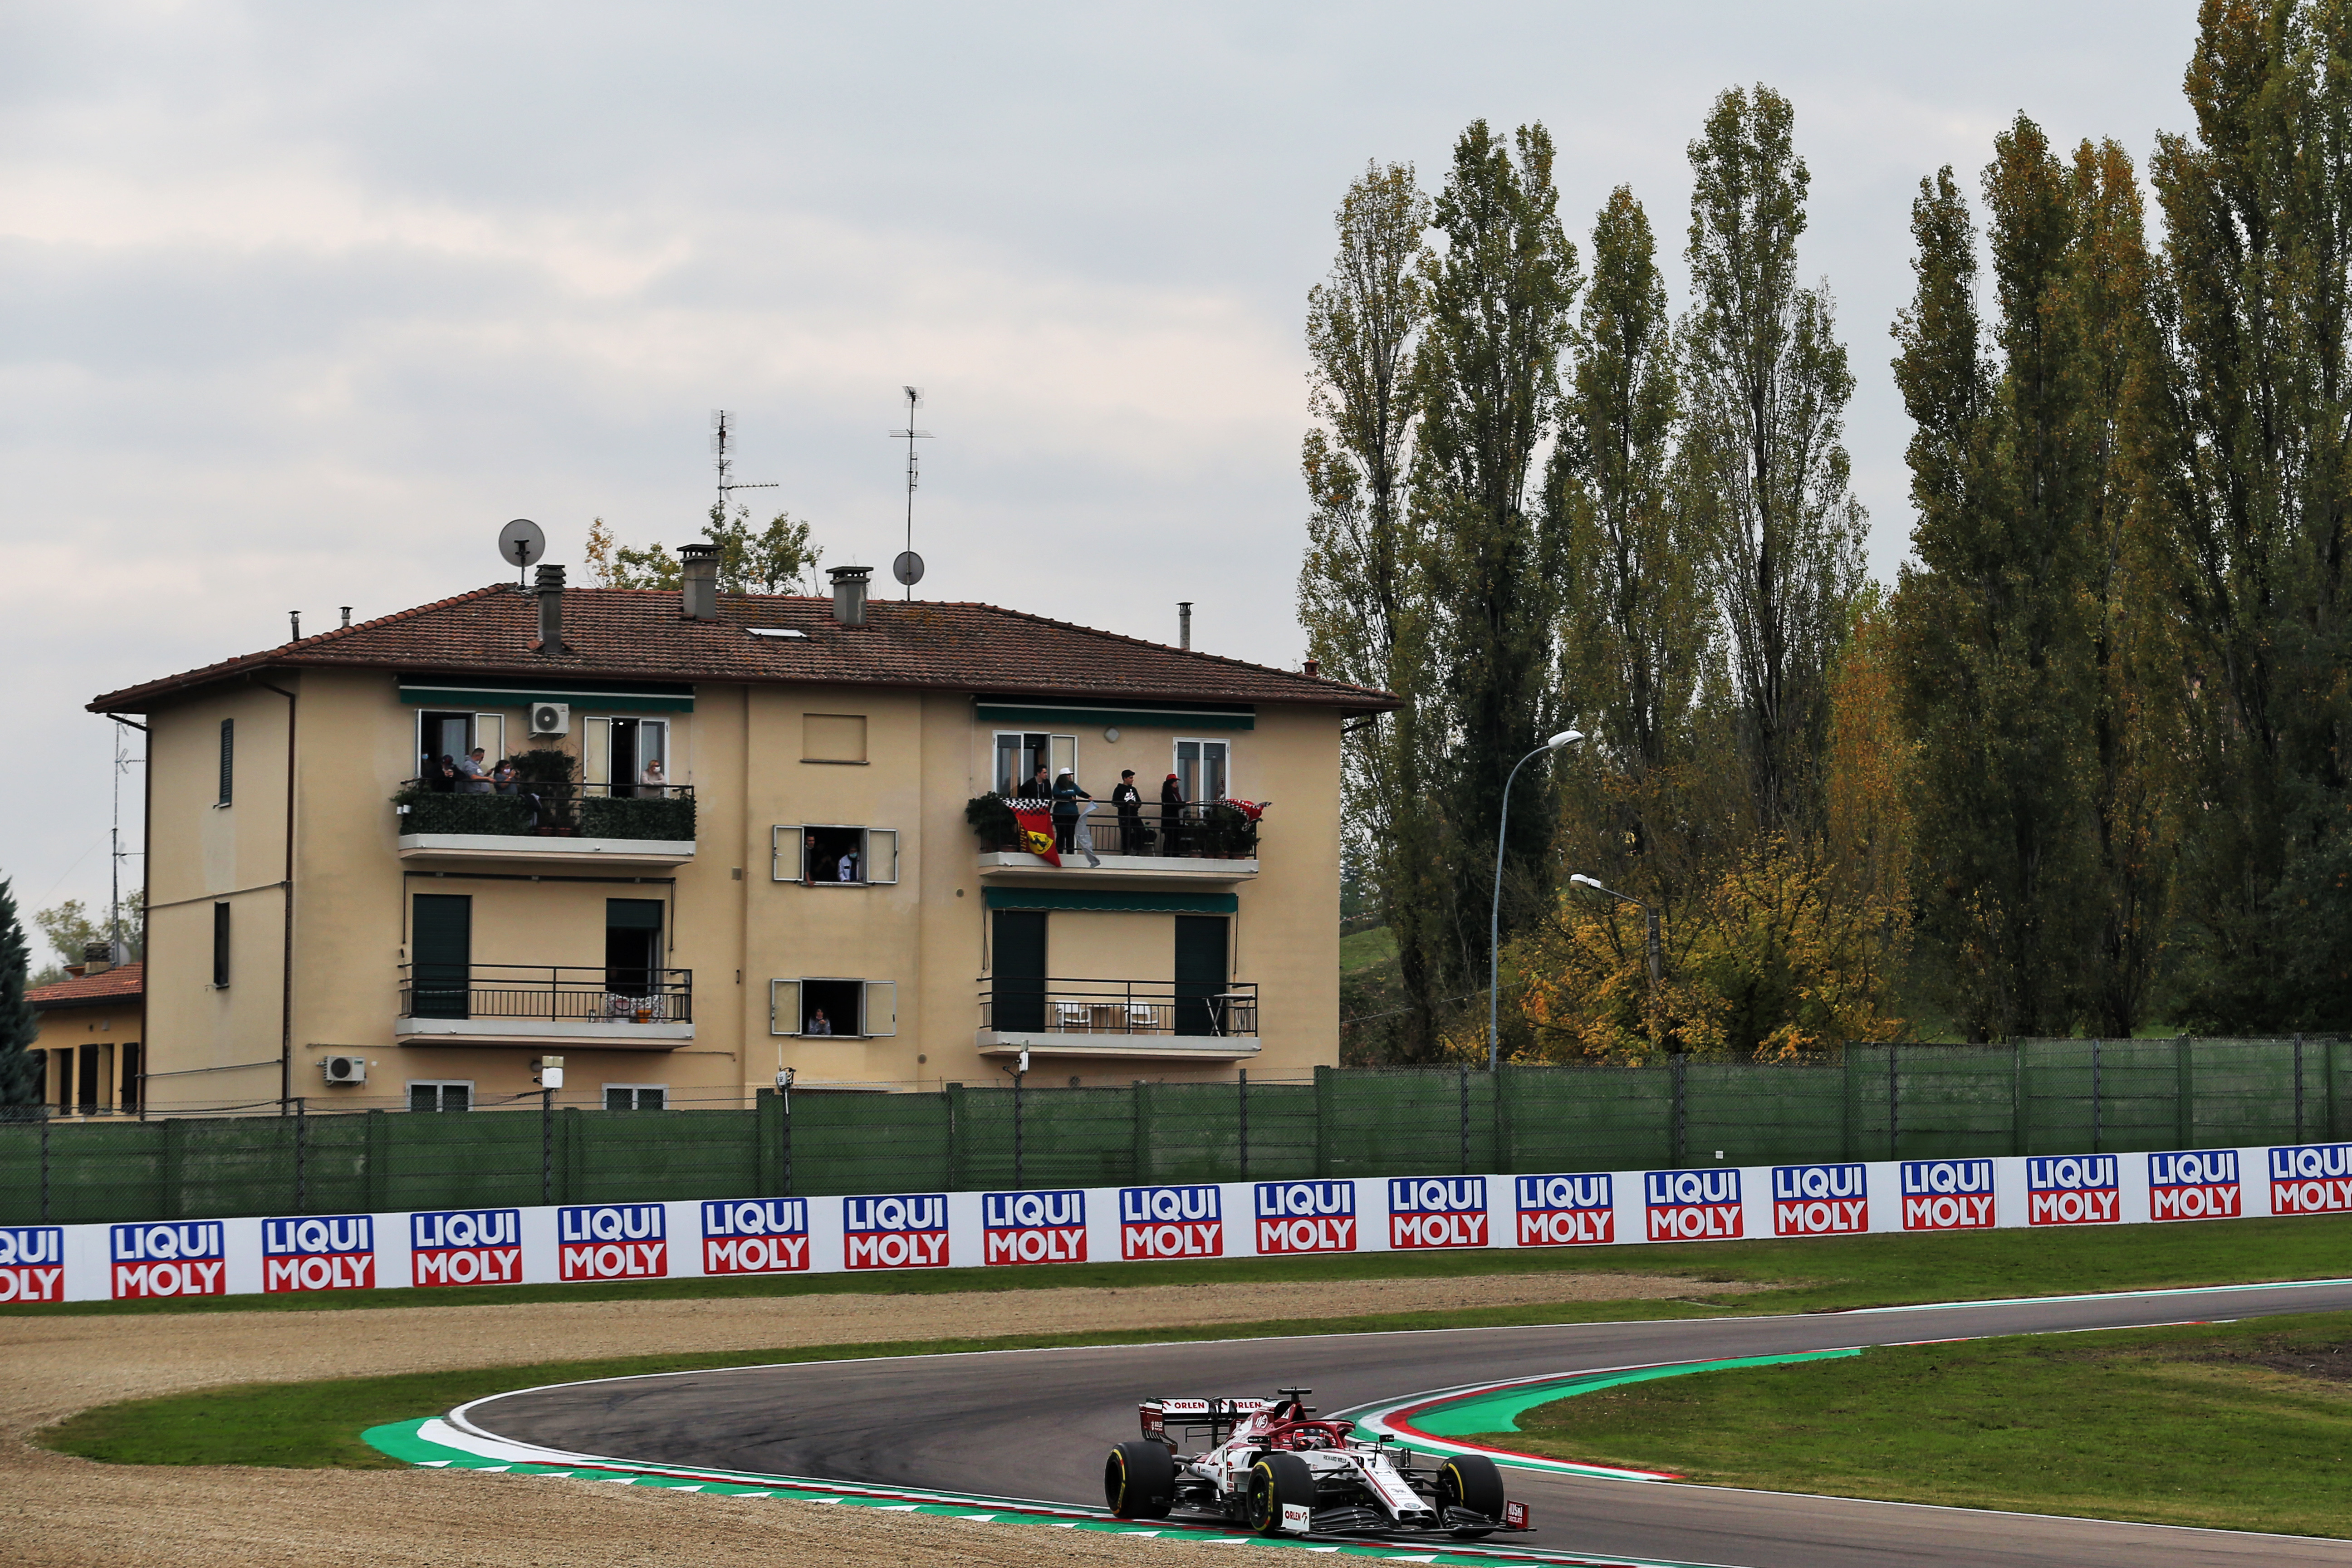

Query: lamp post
left=1490, top=730, right=1583, bottom=1070
left=1569, top=873, right=1662, bottom=1046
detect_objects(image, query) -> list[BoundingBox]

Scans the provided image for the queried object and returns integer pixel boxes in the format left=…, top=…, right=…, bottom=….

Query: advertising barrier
left=17, top=1143, right=2336, bottom=1302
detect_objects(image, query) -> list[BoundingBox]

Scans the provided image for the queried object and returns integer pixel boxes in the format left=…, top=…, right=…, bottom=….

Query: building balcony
left=973, top=801, right=1259, bottom=883
left=975, top=977, right=1259, bottom=1062
left=395, top=964, right=695, bottom=1049
left=394, top=780, right=697, bottom=864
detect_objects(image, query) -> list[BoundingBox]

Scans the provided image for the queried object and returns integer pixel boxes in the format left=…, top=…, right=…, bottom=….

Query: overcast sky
left=2, top=1, right=2204, bottom=929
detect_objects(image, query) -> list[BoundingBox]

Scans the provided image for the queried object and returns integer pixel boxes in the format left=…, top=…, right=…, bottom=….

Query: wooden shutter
left=865, top=828, right=899, bottom=884
left=771, top=825, right=805, bottom=882
left=218, top=718, right=234, bottom=804
left=769, top=979, right=802, bottom=1036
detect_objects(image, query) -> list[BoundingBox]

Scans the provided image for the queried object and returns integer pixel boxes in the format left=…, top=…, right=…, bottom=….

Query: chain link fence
left=4, top=1040, right=2345, bottom=1224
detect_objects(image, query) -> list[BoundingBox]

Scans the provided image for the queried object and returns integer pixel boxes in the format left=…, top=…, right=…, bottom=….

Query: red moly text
left=2026, top=1156, right=2120, bottom=1226
left=1387, top=1177, right=1489, bottom=1249
left=111, top=1222, right=226, bottom=1299
left=559, top=1204, right=669, bottom=1280
left=410, top=1209, right=523, bottom=1287
left=261, top=1215, right=376, bottom=1292
left=2269, top=1144, right=2352, bottom=1215
left=2150, top=1150, right=2241, bottom=1221
left=984, top=1190, right=1088, bottom=1265
left=1644, top=1170, right=1743, bottom=1241
left=1119, top=1185, right=1222, bottom=1259
left=0, top=1227, right=65, bottom=1303
left=1772, top=1164, right=1868, bottom=1235
left=844, top=1195, right=949, bottom=1269
left=1254, top=1181, right=1357, bottom=1254
left=1901, top=1161, right=1996, bottom=1230
left=1514, top=1174, right=1614, bottom=1246
left=702, top=1199, right=809, bottom=1274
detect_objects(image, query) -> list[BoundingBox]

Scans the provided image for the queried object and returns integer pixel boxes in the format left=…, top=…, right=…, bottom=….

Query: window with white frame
left=414, top=710, right=509, bottom=781
left=771, top=824, right=899, bottom=884
left=992, top=731, right=1076, bottom=796
left=603, top=1084, right=668, bottom=1111
left=769, top=978, right=897, bottom=1038
left=408, top=1080, right=473, bottom=1112
left=585, top=716, right=671, bottom=795
left=1174, top=738, right=1230, bottom=804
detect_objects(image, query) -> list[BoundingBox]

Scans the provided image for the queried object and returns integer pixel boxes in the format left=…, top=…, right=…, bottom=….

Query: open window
left=772, top=825, right=898, bottom=885
left=588, top=717, right=671, bottom=797
left=415, top=710, right=509, bottom=783
left=993, top=731, right=1077, bottom=797
left=768, top=978, right=895, bottom=1037
left=1175, top=738, right=1230, bottom=804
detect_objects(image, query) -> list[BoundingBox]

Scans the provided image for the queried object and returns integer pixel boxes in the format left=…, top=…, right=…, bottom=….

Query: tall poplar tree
left=1682, top=86, right=1867, bottom=837
left=1412, top=120, right=1581, bottom=982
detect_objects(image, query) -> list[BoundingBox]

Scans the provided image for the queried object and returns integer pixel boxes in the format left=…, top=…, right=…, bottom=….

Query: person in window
left=429, top=754, right=460, bottom=792
left=1019, top=763, right=1051, bottom=800
left=1112, top=769, right=1146, bottom=854
left=641, top=757, right=668, bottom=798
left=1161, top=772, right=1186, bottom=856
left=806, top=1007, right=832, bottom=1035
left=837, top=848, right=858, bottom=882
left=1053, top=769, right=1100, bottom=866
left=459, top=747, right=494, bottom=793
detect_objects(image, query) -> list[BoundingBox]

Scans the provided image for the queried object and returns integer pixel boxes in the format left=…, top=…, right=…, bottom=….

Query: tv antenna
left=711, top=410, right=779, bottom=519
left=888, top=386, right=933, bottom=598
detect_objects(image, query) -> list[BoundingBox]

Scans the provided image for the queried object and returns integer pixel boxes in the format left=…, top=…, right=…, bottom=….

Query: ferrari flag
left=1009, top=799, right=1060, bottom=867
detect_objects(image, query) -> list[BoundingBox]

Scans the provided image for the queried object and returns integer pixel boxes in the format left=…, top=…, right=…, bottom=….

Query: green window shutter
left=218, top=718, right=234, bottom=804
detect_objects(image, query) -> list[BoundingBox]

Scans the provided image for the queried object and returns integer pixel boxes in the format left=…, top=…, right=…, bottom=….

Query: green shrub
left=965, top=794, right=1019, bottom=849
left=392, top=787, right=532, bottom=836
left=578, top=795, right=696, bottom=841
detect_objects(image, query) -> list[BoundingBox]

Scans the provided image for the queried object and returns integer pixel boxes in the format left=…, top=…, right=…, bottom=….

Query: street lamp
left=1569, top=873, right=1662, bottom=1045
left=1489, top=730, right=1583, bottom=1070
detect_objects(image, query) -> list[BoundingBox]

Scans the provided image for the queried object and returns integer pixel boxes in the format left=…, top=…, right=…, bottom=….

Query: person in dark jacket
left=1112, top=769, right=1145, bottom=854
left=1019, top=764, right=1051, bottom=800
left=429, top=755, right=459, bottom=792
left=1161, top=772, right=1186, bottom=856
left=1052, top=769, right=1100, bottom=865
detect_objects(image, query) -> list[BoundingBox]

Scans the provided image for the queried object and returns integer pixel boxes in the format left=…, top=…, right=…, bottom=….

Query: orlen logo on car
left=984, top=1190, right=1087, bottom=1265
left=1900, top=1160, right=1995, bottom=1230
left=2026, top=1155, right=2121, bottom=1226
left=1772, top=1163, right=1868, bottom=1235
left=1119, top=1185, right=1222, bottom=1259
left=702, top=1198, right=808, bottom=1274
left=843, top=1194, right=949, bottom=1269
left=1254, top=1181, right=1356, bottom=1254
left=410, top=1208, right=523, bottom=1288
left=261, top=1215, right=375, bottom=1292
left=1644, top=1169, right=1742, bottom=1240
left=1388, top=1177, right=1488, bottom=1250
left=111, top=1221, right=226, bottom=1299
left=2269, top=1143, right=2352, bottom=1215
left=559, top=1204, right=669, bottom=1280
left=2150, top=1150, right=2241, bottom=1221
left=0, top=1226, right=65, bottom=1303
left=1514, top=1174, right=1614, bottom=1246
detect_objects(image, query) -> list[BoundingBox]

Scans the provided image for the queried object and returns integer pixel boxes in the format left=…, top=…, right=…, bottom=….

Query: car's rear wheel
left=1246, top=1451, right=1317, bottom=1536
left=1105, top=1441, right=1175, bottom=1519
left=1436, top=1453, right=1504, bottom=1538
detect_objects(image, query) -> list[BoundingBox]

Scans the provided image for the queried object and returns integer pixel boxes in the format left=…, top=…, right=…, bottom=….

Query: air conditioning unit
left=323, top=1055, right=367, bottom=1086
left=529, top=701, right=569, bottom=736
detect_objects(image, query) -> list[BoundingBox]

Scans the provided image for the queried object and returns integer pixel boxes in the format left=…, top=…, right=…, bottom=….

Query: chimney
left=289, top=610, right=301, bottom=642
left=829, top=564, right=870, bottom=626
left=1178, top=601, right=1192, bottom=650
left=680, top=542, right=720, bottom=622
left=82, top=941, right=113, bottom=977
left=1303, top=658, right=1319, bottom=678
left=534, top=564, right=567, bottom=653
left=340, top=606, right=352, bottom=628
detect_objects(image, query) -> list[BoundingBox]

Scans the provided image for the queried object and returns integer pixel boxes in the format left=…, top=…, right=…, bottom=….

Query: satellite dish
left=892, top=550, right=925, bottom=587
left=498, top=519, right=547, bottom=575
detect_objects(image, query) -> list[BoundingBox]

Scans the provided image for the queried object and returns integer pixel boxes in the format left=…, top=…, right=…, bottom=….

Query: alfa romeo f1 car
left=1103, top=1387, right=1530, bottom=1540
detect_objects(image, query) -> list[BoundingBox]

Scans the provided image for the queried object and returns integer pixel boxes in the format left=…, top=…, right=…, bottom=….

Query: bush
left=392, top=787, right=533, bottom=836
left=578, top=795, right=696, bottom=842
left=1197, top=804, right=1261, bottom=858
left=965, top=794, right=1020, bottom=850
left=507, top=749, right=576, bottom=783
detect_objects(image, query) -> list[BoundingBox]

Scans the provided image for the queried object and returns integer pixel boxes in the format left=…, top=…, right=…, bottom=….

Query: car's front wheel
left=1436, top=1453, right=1505, bottom=1538
left=1246, top=1451, right=1317, bottom=1536
left=1105, top=1441, right=1175, bottom=1519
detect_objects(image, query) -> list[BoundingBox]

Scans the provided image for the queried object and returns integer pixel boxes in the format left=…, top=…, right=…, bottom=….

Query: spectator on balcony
left=1112, top=770, right=1145, bottom=854
left=491, top=759, right=521, bottom=794
left=459, top=748, right=494, bottom=793
left=641, top=757, right=668, bottom=798
left=427, top=754, right=460, bottom=792
left=1019, top=763, right=1051, bottom=801
left=1053, top=769, right=1100, bottom=866
left=1161, top=773, right=1186, bottom=856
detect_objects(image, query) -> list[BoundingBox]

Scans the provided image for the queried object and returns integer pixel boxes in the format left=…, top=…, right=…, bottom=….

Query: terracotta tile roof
left=29, top=962, right=143, bottom=1010
left=89, top=584, right=1398, bottom=715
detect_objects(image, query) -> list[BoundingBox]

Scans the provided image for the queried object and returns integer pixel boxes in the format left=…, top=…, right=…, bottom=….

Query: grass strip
left=10, top=1212, right=2350, bottom=1318
left=1489, top=1313, right=2352, bottom=1539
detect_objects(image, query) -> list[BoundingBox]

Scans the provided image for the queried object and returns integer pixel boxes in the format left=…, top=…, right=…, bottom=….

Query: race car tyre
left=1104, top=1441, right=1176, bottom=1519
left=1247, top=1451, right=1317, bottom=1537
left=1436, top=1453, right=1505, bottom=1539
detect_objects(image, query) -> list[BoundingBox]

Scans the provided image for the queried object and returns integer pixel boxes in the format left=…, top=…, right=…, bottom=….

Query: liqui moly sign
left=984, top=1190, right=1088, bottom=1265
left=2026, top=1156, right=2121, bottom=1226
left=1644, top=1169, right=1742, bottom=1240
left=1119, top=1185, right=1223, bottom=1259
left=1387, top=1177, right=1489, bottom=1250
left=2269, top=1143, right=2352, bottom=1215
left=557, top=1204, right=669, bottom=1281
left=1772, top=1164, right=1869, bottom=1235
left=2149, top=1150, right=2241, bottom=1221
left=1254, top=1181, right=1357, bottom=1254
left=1514, top=1174, right=1614, bottom=1246
left=1900, top=1160, right=1996, bottom=1230
left=843, top=1194, right=949, bottom=1269
left=702, top=1199, right=809, bottom=1274
left=0, top=1226, right=64, bottom=1303
left=111, top=1221, right=227, bottom=1299
left=410, top=1208, right=523, bottom=1287
left=261, top=1215, right=376, bottom=1292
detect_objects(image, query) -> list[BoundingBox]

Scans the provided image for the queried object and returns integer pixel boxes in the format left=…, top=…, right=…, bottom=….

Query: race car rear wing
left=1138, top=1396, right=1278, bottom=1444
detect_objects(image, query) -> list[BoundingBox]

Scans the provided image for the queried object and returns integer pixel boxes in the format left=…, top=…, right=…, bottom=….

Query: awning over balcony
left=397, top=675, right=695, bottom=712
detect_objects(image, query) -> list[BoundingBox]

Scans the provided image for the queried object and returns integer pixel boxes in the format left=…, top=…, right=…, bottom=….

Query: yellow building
left=29, top=954, right=144, bottom=1117
left=90, top=557, right=1390, bottom=1113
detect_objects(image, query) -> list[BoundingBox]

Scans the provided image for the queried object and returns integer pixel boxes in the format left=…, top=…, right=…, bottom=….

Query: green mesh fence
left=5, top=1042, right=2347, bottom=1225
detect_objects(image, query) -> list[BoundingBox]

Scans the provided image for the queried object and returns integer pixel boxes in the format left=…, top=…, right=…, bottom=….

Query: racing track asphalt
left=463, top=1278, right=2352, bottom=1568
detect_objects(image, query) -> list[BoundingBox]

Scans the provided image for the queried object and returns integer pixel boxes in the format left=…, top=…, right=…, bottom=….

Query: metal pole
left=1645, top=907, right=1662, bottom=1045
left=1888, top=1044, right=1900, bottom=1160
left=2295, top=1034, right=2306, bottom=1143
left=782, top=1079, right=794, bottom=1196
left=1459, top=1066, right=1471, bottom=1174
left=294, top=1096, right=307, bottom=1213
left=39, top=1108, right=50, bottom=1224
left=1237, top=1068, right=1248, bottom=1181
left=2091, top=1039, right=2103, bottom=1153
left=1014, top=1068, right=1025, bottom=1188
left=542, top=1088, right=554, bottom=1205
left=1490, top=742, right=1559, bottom=1071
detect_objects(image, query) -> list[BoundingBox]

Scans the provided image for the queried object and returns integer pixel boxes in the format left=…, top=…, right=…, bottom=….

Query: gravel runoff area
left=0, top=1269, right=1765, bottom=1567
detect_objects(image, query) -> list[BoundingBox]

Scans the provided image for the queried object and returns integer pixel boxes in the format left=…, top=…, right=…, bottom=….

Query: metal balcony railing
left=399, top=964, right=694, bottom=1024
left=975, top=799, right=1263, bottom=860
left=978, top=977, right=1257, bottom=1038
left=393, top=779, right=696, bottom=842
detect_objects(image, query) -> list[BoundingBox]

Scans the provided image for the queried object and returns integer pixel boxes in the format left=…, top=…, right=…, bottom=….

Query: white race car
left=1103, top=1387, right=1529, bottom=1540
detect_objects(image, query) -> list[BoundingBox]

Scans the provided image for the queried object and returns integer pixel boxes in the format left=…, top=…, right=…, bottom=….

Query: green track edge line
left=1410, top=1351, right=1862, bottom=1436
